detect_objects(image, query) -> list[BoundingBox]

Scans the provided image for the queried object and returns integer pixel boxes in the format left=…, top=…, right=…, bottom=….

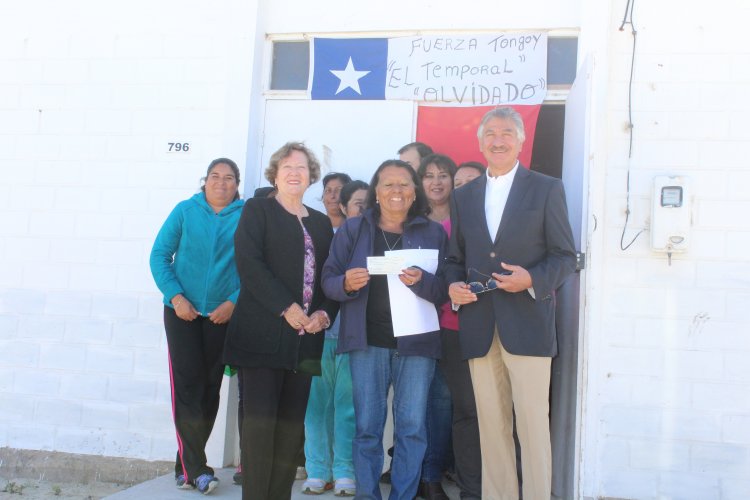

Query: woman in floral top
left=224, top=142, right=338, bottom=500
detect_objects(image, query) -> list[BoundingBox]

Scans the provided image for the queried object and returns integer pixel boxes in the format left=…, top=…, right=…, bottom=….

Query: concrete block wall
left=587, top=1, right=750, bottom=498
left=0, top=0, right=256, bottom=462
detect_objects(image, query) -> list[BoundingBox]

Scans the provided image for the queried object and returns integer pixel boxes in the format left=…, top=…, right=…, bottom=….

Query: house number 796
left=167, top=142, right=190, bottom=152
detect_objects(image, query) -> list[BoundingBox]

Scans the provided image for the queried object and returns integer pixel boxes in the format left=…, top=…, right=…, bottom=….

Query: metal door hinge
left=576, top=252, right=586, bottom=271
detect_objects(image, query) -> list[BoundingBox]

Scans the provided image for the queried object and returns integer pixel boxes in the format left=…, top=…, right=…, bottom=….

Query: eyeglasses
left=466, top=267, right=509, bottom=294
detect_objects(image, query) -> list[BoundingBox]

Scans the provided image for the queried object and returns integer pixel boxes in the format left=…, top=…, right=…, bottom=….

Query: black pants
left=164, top=306, right=227, bottom=481
left=240, top=366, right=312, bottom=500
left=439, top=328, right=482, bottom=499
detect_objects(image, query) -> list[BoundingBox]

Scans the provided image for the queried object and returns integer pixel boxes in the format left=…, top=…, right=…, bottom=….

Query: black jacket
left=224, top=197, right=338, bottom=375
left=445, top=167, right=576, bottom=358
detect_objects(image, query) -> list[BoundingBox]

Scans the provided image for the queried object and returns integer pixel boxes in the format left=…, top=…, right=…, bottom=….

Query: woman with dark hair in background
left=453, top=161, right=485, bottom=189
left=321, top=172, right=352, bottom=230
left=150, top=158, right=244, bottom=495
left=414, top=153, right=458, bottom=500
left=224, top=142, right=338, bottom=500
left=301, top=173, right=361, bottom=497
left=322, top=160, right=448, bottom=500
left=339, top=180, right=369, bottom=219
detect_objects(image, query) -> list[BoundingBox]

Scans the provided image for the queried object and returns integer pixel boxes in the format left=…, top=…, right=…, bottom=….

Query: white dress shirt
left=484, top=162, right=519, bottom=241
left=483, top=161, right=536, bottom=299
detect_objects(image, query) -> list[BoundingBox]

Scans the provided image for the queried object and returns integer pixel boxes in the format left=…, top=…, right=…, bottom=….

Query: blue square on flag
left=311, top=38, right=387, bottom=100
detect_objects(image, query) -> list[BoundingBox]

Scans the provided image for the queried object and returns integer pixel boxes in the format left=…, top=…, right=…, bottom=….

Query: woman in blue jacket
left=150, top=158, right=244, bottom=496
left=322, top=160, right=448, bottom=500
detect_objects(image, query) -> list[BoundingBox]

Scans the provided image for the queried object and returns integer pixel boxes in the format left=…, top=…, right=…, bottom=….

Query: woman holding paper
left=322, top=159, right=448, bottom=500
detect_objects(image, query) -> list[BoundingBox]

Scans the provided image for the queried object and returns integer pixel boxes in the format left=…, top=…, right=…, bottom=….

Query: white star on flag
left=329, top=57, right=371, bottom=95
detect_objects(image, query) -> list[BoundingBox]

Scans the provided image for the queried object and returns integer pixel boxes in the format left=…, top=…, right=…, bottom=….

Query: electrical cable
left=618, top=0, right=644, bottom=251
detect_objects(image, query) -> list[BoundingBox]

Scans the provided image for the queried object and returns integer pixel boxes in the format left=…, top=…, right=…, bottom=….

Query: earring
left=376, top=199, right=379, bottom=204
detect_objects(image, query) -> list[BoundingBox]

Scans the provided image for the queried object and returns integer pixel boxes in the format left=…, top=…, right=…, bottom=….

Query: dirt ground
left=0, top=476, right=128, bottom=499
left=0, top=448, right=171, bottom=500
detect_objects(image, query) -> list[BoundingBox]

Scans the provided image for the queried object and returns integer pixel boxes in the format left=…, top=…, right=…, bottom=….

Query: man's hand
left=208, top=300, right=235, bottom=324
left=449, top=281, right=478, bottom=305
left=493, top=262, right=533, bottom=293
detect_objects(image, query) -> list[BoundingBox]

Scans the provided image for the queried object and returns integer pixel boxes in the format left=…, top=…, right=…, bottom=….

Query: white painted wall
left=1, top=0, right=749, bottom=498
left=265, top=0, right=581, bottom=34
left=580, top=0, right=750, bottom=498
left=0, top=0, right=259, bottom=462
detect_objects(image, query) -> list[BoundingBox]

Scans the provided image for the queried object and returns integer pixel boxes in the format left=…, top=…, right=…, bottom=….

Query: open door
left=551, top=55, right=592, bottom=500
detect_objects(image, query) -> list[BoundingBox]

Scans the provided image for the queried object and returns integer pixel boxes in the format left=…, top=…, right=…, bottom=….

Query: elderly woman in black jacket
left=224, top=142, right=338, bottom=500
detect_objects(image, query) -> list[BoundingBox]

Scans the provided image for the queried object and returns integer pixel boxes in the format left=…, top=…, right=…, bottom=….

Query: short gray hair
left=477, top=107, right=526, bottom=143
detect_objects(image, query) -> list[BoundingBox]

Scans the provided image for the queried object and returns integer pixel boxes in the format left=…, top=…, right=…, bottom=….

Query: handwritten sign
left=385, top=32, right=547, bottom=106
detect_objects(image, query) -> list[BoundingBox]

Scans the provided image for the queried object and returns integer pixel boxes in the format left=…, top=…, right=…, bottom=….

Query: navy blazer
left=224, top=197, right=338, bottom=375
left=322, top=209, right=448, bottom=359
left=445, top=166, right=576, bottom=358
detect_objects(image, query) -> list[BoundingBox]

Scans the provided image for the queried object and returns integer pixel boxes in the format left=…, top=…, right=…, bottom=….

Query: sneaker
left=302, top=478, right=333, bottom=495
left=333, top=477, right=356, bottom=497
left=175, top=474, right=194, bottom=489
left=195, top=473, right=219, bottom=495
left=296, top=466, right=308, bottom=480
left=233, top=464, right=242, bottom=485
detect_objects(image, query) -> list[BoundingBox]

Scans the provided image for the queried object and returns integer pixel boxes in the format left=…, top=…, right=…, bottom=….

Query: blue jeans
left=422, top=366, right=453, bottom=482
left=304, top=338, right=355, bottom=481
left=349, top=346, right=435, bottom=500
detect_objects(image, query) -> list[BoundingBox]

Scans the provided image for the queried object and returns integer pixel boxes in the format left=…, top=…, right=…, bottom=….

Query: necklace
left=381, top=229, right=403, bottom=251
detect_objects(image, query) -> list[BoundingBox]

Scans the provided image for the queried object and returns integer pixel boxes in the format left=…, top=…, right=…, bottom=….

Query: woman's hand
left=208, top=300, right=235, bottom=324
left=399, top=266, right=423, bottom=287
left=283, top=302, right=311, bottom=330
left=172, top=294, right=199, bottom=321
left=304, top=310, right=330, bottom=334
left=344, top=267, right=370, bottom=293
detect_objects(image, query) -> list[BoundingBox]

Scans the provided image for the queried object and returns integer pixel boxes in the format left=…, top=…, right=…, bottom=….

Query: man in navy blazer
left=446, top=107, right=576, bottom=500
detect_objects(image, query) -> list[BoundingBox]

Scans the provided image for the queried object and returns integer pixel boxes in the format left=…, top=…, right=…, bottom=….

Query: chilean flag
left=311, top=37, right=542, bottom=166
left=310, top=38, right=387, bottom=100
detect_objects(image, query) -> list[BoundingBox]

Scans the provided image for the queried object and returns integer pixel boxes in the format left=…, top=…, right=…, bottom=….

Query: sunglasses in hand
left=466, top=267, right=511, bottom=294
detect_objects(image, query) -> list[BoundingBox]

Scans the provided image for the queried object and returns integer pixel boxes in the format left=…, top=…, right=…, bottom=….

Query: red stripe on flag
left=415, top=105, right=542, bottom=168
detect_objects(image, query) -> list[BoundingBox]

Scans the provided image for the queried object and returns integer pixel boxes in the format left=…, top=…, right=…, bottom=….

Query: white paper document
left=385, top=249, right=440, bottom=337
left=367, top=255, right=406, bottom=275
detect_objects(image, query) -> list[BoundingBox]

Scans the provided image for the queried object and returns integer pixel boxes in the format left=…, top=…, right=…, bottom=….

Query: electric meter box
left=651, top=175, right=690, bottom=253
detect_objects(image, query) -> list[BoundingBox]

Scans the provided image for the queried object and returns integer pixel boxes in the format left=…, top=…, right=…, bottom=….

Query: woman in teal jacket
left=150, top=158, right=244, bottom=496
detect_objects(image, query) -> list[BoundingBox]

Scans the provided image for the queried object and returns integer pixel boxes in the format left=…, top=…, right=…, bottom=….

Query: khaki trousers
left=468, top=331, right=552, bottom=500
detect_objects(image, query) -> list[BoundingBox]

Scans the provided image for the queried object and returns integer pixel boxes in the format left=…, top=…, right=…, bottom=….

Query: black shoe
left=416, top=481, right=449, bottom=500
left=379, top=465, right=391, bottom=484
left=233, top=465, right=242, bottom=485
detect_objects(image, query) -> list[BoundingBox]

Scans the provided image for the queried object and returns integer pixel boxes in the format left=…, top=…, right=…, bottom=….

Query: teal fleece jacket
left=150, top=193, right=244, bottom=315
